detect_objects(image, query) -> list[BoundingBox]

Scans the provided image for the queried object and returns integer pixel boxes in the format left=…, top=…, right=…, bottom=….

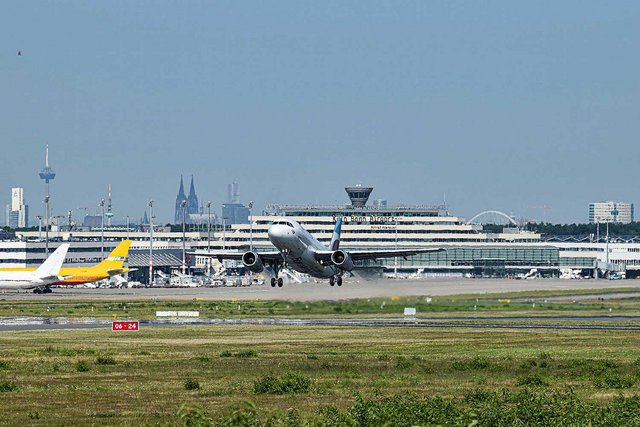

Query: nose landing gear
left=329, top=275, right=343, bottom=286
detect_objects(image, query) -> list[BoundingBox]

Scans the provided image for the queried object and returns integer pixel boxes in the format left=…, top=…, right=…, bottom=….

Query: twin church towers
left=174, top=175, right=199, bottom=224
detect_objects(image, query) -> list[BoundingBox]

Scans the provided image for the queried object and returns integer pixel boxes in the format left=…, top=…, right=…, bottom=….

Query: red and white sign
left=112, top=321, right=139, bottom=331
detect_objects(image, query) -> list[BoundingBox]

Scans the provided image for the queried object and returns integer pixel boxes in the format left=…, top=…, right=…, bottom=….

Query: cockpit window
left=274, top=221, right=294, bottom=228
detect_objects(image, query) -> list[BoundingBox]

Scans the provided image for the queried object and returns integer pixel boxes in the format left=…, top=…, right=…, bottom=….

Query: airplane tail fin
left=95, top=240, right=132, bottom=275
left=330, top=217, right=342, bottom=250
left=34, top=244, right=70, bottom=278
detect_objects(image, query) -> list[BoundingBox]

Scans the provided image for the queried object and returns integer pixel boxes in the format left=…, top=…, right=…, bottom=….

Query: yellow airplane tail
left=93, top=240, right=133, bottom=276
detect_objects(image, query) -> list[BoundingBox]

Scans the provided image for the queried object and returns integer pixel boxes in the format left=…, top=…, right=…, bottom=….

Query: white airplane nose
left=268, top=224, right=290, bottom=243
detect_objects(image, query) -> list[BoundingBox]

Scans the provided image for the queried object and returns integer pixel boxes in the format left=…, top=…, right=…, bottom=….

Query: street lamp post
left=394, top=218, right=398, bottom=278
left=248, top=201, right=254, bottom=285
left=222, top=217, right=228, bottom=251
left=206, top=201, right=212, bottom=276
left=44, top=195, right=49, bottom=256
left=67, top=210, right=72, bottom=241
left=249, top=201, right=254, bottom=251
left=36, top=216, right=42, bottom=241
left=99, top=199, right=105, bottom=258
left=148, top=200, right=154, bottom=286
left=181, top=200, right=187, bottom=274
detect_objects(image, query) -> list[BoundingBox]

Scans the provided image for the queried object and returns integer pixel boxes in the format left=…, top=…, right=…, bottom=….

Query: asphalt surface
left=1, top=315, right=639, bottom=332
left=0, top=277, right=638, bottom=301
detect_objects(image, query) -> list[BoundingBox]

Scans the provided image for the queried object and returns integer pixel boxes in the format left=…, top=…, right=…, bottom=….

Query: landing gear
left=270, top=278, right=276, bottom=287
left=329, top=275, right=343, bottom=287
left=277, top=278, right=283, bottom=287
left=33, top=286, right=52, bottom=294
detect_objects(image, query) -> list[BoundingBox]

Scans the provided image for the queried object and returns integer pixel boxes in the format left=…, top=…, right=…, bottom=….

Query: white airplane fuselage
left=267, top=219, right=337, bottom=279
left=0, top=272, right=59, bottom=290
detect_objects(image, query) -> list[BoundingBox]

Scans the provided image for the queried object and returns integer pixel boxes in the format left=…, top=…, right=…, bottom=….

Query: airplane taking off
left=0, top=240, right=133, bottom=292
left=0, top=243, right=70, bottom=292
left=195, top=218, right=444, bottom=287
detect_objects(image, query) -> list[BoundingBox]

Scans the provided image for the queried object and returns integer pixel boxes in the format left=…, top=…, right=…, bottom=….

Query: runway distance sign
left=112, top=321, right=139, bottom=331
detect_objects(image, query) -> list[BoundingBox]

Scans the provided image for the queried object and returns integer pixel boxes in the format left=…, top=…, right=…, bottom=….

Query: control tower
left=38, top=144, right=56, bottom=254
left=345, top=185, right=373, bottom=208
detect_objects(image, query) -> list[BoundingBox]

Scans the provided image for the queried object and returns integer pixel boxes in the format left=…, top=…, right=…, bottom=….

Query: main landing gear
left=270, top=277, right=284, bottom=287
left=329, top=275, right=342, bottom=287
left=33, top=286, right=52, bottom=294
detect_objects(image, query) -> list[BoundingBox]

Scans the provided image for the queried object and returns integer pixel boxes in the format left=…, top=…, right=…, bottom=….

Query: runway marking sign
left=112, top=321, right=139, bottom=331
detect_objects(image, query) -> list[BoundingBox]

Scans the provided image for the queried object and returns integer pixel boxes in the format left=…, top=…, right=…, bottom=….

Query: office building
left=589, top=201, right=634, bottom=224
left=5, top=187, right=29, bottom=228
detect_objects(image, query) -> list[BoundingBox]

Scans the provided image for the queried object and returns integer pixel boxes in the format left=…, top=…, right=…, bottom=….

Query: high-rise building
left=222, top=181, right=249, bottom=225
left=589, top=201, right=634, bottom=224
left=5, top=187, right=29, bottom=228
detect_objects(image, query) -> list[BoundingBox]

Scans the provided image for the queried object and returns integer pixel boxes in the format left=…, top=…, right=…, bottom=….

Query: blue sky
left=2, top=1, right=639, bottom=224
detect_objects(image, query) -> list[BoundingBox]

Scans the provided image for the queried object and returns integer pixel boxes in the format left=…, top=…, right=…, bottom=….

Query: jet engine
left=242, top=251, right=264, bottom=273
left=331, top=250, right=354, bottom=271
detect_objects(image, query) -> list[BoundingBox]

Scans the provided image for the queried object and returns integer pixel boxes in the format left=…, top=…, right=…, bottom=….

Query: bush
left=0, top=360, right=10, bottom=370
left=594, top=374, right=635, bottom=389
left=253, top=371, right=311, bottom=395
left=184, top=378, right=200, bottom=390
left=219, top=350, right=257, bottom=358
left=76, top=361, right=90, bottom=372
left=95, top=356, right=117, bottom=365
left=451, top=357, right=491, bottom=371
left=0, top=382, right=17, bottom=392
left=517, top=374, right=547, bottom=387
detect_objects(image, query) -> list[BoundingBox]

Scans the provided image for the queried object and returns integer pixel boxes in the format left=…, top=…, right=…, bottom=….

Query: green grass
left=0, top=325, right=640, bottom=425
left=2, top=289, right=640, bottom=320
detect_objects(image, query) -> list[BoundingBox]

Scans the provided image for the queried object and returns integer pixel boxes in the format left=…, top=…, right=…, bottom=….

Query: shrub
left=184, top=378, right=200, bottom=390
left=594, top=374, right=635, bottom=389
left=219, top=350, right=257, bottom=358
left=517, top=374, right=547, bottom=387
left=76, top=361, right=90, bottom=372
left=0, top=382, right=17, bottom=392
left=253, top=371, right=311, bottom=394
left=452, top=357, right=491, bottom=371
left=0, top=360, right=10, bottom=370
left=95, top=356, right=117, bottom=365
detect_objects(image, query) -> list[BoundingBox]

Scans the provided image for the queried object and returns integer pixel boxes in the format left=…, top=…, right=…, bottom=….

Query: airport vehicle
left=196, top=217, right=444, bottom=287
left=0, top=243, right=70, bottom=293
left=0, top=240, right=132, bottom=289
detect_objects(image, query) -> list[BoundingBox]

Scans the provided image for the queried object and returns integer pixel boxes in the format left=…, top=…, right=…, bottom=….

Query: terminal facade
left=3, top=187, right=640, bottom=280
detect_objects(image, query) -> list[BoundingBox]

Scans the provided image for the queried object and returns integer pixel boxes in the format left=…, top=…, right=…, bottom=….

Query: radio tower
left=38, top=144, right=56, bottom=255
left=105, top=184, right=114, bottom=226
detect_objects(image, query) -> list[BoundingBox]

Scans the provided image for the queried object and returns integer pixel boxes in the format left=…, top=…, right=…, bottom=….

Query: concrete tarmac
left=0, top=277, right=638, bottom=301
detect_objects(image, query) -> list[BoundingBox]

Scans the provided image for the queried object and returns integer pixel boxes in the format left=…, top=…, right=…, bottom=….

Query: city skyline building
left=589, top=201, right=634, bottom=224
left=5, top=187, right=29, bottom=228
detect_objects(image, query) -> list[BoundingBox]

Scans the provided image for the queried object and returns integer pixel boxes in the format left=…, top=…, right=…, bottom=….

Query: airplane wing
left=189, top=251, right=283, bottom=262
left=314, top=248, right=445, bottom=262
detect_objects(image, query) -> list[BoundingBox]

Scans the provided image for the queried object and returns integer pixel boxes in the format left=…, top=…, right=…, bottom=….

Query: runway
left=1, top=315, right=638, bottom=332
left=1, top=277, right=639, bottom=301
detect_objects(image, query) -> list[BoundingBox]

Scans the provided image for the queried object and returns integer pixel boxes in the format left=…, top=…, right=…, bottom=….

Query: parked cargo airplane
left=0, top=243, right=70, bottom=292
left=0, top=240, right=132, bottom=292
left=195, top=218, right=444, bottom=287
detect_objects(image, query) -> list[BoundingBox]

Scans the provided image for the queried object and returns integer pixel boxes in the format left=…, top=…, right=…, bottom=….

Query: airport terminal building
left=4, top=186, right=640, bottom=280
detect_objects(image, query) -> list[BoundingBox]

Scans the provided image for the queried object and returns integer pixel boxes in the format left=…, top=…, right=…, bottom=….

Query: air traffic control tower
left=345, top=185, right=373, bottom=208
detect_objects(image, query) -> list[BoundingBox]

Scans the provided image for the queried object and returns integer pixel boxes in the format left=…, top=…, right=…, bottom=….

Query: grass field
left=1, top=287, right=640, bottom=319
left=1, top=324, right=640, bottom=425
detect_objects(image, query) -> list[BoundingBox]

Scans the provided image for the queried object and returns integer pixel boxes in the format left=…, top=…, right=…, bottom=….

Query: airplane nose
left=268, top=224, right=290, bottom=243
